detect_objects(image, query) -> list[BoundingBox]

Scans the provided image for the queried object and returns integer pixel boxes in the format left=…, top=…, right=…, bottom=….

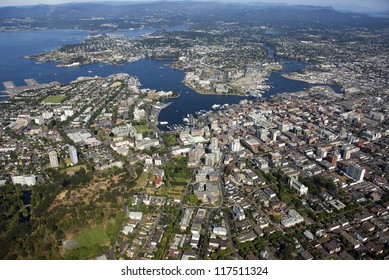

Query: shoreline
left=182, top=80, right=248, bottom=97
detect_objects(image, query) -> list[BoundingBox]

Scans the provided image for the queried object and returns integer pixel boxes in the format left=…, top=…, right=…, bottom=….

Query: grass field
left=147, top=185, right=185, bottom=199
left=63, top=165, right=87, bottom=176
left=75, top=225, right=110, bottom=248
left=133, top=124, right=152, bottom=134
left=42, top=95, right=67, bottom=104
left=135, top=172, right=149, bottom=189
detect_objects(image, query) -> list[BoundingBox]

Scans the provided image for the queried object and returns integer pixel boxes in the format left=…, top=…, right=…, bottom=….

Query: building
left=49, top=151, right=59, bottom=168
left=289, top=177, right=308, bottom=196
left=193, top=182, right=219, bottom=204
left=11, top=175, right=36, bottom=186
left=128, top=212, right=143, bottom=220
left=236, top=231, right=257, bottom=243
left=230, top=139, right=241, bottom=152
left=69, top=146, right=78, bottom=165
left=346, top=163, right=365, bottom=182
left=270, top=129, right=279, bottom=142
left=340, top=231, right=361, bottom=249
left=135, top=138, right=159, bottom=150
left=233, top=204, right=245, bottom=221
left=213, top=227, right=227, bottom=236
left=263, top=187, right=276, bottom=199
left=34, top=116, right=44, bottom=125
left=241, top=136, right=261, bottom=153
left=316, top=147, right=327, bottom=159
left=180, top=208, right=194, bottom=231
left=281, top=209, right=304, bottom=228
left=341, top=144, right=359, bottom=160
left=42, top=111, right=53, bottom=119
left=258, top=128, right=268, bottom=141
left=323, top=240, right=341, bottom=255
left=204, top=153, right=215, bottom=166
left=327, top=154, right=337, bottom=165
left=151, top=230, right=163, bottom=246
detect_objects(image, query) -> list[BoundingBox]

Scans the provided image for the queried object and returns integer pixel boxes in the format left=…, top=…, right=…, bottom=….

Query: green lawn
left=133, top=124, right=152, bottom=134
left=135, top=172, right=149, bottom=189
left=42, top=95, right=67, bottom=104
left=75, top=225, right=110, bottom=248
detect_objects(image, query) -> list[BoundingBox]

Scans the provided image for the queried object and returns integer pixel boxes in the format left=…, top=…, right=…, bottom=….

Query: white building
left=49, top=151, right=59, bottom=168
left=230, top=139, right=241, bottom=152
left=34, top=116, right=44, bottom=125
left=11, top=175, right=36, bottom=186
left=281, top=209, right=304, bottom=228
left=233, top=204, right=245, bottom=221
left=42, top=111, right=53, bottom=119
left=69, top=146, right=78, bottom=165
left=213, top=227, right=227, bottom=236
left=289, top=177, right=308, bottom=196
left=129, top=212, right=143, bottom=220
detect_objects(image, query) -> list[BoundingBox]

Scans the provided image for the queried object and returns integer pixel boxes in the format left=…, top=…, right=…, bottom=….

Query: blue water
left=0, top=28, right=342, bottom=129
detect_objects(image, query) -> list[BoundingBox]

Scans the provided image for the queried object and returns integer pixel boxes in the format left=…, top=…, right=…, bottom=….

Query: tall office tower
left=346, top=163, right=365, bottom=182
left=49, top=151, right=59, bottom=168
left=69, top=145, right=78, bottom=165
left=258, top=128, right=268, bottom=141
left=271, top=129, right=279, bottom=142
left=230, top=139, right=241, bottom=152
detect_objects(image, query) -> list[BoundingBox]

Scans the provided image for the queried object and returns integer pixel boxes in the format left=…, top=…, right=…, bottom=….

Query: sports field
left=42, top=95, right=67, bottom=104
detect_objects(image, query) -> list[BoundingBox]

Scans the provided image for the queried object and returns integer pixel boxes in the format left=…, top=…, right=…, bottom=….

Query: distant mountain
left=0, top=1, right=387, bottom=30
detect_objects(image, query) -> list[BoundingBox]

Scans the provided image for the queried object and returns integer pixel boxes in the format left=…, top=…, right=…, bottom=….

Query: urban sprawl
left=1, top=15, right=389, bottom=261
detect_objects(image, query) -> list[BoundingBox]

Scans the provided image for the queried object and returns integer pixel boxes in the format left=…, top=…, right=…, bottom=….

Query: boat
left=160, top=121, right=168, bottom=125
left=183, top=118, right=190, bottom=123
left=212, top=104, right=221, bottom=109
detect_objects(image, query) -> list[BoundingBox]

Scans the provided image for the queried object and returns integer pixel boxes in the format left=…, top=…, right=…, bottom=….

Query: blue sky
left=1, top=0, right=388, bottom=13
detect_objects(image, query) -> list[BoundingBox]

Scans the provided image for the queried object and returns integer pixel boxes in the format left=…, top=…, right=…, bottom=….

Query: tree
left=186, top=194, right=200, bottom=205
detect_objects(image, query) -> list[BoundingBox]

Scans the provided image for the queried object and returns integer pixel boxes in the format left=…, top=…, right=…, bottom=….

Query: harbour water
left=0, top=29, right=342, bottom=129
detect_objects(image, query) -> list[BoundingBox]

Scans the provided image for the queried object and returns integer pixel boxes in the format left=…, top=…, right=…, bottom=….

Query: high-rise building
left=204, top=153, right=215, bottom=166
left=210, top=137, right=218, bottom=149
left=327, top=154, right=338, bottom=166
left=230, top=139, right=241, bottom=152
left=49, top=151, right=59, bottom=168
left=270, top=129, right=279, bottom=142
left=317, top=147, right=328, bottom=159
left=258, top=128, right=268, bottom=141
left=69, top=146, right=78, bottom=165
left=341, top=144, right=360, bottom=160
left=346, top=163, right=365, bottom=182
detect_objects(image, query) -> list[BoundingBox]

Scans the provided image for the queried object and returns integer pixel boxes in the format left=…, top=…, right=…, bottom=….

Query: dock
left=2, top=78, right=51, bottom=97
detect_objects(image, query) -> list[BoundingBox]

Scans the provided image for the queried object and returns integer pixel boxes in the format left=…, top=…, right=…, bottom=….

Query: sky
left=0, top=0, right=388, bottom=13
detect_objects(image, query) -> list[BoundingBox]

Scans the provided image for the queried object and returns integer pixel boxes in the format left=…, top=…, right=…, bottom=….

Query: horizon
left=0, top=0, right=388, bottom=14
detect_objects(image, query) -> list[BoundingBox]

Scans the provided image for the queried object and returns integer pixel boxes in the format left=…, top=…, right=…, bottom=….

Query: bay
left=0, top=29, right=342, bottom=130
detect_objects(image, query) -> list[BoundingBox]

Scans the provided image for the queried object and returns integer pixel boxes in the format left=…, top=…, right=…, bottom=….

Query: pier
left=2, top=78, right=50, bottom=97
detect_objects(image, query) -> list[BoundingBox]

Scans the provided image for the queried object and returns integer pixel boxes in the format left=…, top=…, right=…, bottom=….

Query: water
left=0, top=26, right=185, bottom=94
left=0, top=29, right=342, bottom=128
